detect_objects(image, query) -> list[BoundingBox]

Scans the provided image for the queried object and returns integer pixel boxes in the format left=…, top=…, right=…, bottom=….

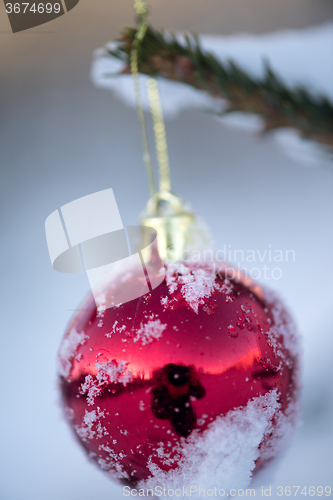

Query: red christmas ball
left=58, top=261, right=300, bottom=493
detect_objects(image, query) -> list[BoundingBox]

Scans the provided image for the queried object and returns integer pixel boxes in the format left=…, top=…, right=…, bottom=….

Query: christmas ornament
left=59, top=259, right=300, bottom=491
left=56, top=0, right=301, bottom=494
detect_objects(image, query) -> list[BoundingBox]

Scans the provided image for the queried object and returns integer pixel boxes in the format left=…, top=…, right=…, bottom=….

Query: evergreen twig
left=105, top=25, right=333, bottom=148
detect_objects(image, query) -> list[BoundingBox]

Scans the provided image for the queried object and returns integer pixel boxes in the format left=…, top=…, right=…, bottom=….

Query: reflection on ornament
left=151, top=364, right=206, bottom=437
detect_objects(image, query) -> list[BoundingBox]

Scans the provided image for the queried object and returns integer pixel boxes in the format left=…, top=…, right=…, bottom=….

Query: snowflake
left=134, top=319, right=167, bottom=345
left=58, top=328, right=89, bottom=378
left=79, top=360, right=133, bottom=405
left=75, top=407, right=108, bottom=441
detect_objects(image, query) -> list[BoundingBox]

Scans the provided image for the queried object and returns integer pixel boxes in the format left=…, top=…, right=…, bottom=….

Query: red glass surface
left=58, top=263, right=299, bottom=485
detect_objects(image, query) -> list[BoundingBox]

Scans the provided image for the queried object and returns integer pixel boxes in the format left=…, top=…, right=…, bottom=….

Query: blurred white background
left=1, top=1, right=333, bottom=499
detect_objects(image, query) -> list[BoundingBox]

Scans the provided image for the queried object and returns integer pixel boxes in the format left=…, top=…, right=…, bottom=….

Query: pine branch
left=105, top=25, right=333, bottom=148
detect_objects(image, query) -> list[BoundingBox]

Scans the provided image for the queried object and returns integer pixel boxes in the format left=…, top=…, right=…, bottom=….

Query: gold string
left=147, top=77, right=171, bottom=192
left=130, top=1, right=156, bottom=196
left=131, top=0, right=171, bottom=195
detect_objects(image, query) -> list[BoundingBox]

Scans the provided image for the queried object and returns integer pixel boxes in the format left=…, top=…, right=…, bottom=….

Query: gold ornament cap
left=140, top=190, right=210, bottom=262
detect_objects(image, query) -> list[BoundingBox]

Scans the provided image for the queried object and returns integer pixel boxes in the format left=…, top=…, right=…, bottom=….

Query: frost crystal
left=160, top=296, right=168, bottom=306
left=263, top=287, right=300, bottom=359
left=259, top=396, right=300, bottom=462
left=106, top=320, right=126, bottom=339
left=98, top=444, right=129, bottom=480
left=165, top=262, right=220, bottom=313
left=58, top=328, right=89, bottom=378
left=134, top=319, right=167, bottom=345
left=96, top=360, right=133, bottom=385
left=75, top=407, right=108, bottom=441
left=138, top=390, right=283, bottom=496
left=79, top=360, right=133, bottom=405
left=79, top=374, right=103, bottom=406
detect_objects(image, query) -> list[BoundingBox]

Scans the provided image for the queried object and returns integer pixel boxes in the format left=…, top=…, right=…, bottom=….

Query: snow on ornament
left=58, top=229, right=300, bottom=493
